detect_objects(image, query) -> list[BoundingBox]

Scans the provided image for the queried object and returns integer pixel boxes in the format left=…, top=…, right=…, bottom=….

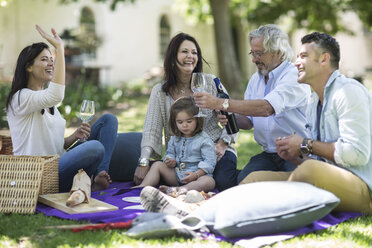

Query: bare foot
left=92, top=170, right=111, bottom=191
left=158, top=185, right=172, bottom=194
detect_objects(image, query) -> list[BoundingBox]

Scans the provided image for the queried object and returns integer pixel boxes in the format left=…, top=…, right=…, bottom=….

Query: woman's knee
left=100, top=113, right=118, bottom=127
left=106, top=113, right=118, bottom=125
left=214, top=151, right=238, bottom=191
left=85, top=140, right=105, bottom=159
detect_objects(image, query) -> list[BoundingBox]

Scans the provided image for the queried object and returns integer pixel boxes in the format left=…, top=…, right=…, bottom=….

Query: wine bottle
left=213, top=77, right=239, bottom=134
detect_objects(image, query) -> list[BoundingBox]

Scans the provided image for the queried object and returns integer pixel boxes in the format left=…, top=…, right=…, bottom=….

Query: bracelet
left=309, top=139, right=314, bottom=154
left=195, top=171, right=200, bottom=179
left=138, top=158, right=150, bottom=167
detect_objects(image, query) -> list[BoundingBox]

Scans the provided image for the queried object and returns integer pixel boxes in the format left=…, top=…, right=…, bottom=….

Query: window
left=77, top=7, right=101, bottom=55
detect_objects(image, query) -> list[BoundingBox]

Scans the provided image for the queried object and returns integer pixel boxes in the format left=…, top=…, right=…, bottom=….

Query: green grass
left=1, top=94, right=372, bottom=248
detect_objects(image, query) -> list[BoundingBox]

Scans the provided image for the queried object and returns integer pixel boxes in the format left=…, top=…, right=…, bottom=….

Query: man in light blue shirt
left=262, top=32, right=372, bottom=213
left=194, top=24, right=311, bottom=186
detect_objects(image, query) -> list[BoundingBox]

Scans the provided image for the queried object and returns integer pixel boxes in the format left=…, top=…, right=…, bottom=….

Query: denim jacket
left=306, top=70, right=372, bottom=195
left=142, top=74, right=237, bottom=160
left=164, top=131, right=217, bottom=176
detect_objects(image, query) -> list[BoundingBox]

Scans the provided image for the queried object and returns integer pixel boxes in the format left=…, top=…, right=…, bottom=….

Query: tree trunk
left=209, top=0, right=243, bottom=98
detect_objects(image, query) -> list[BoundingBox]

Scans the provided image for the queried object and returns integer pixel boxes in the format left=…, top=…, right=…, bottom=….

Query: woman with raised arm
left=6, top=25, right=118, bottom=192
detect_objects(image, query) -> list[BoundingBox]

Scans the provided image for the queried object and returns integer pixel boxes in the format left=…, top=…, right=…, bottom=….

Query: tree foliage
left=167, top=0, right=372, bottom=93
left=177, top=0, right=372, bottom=35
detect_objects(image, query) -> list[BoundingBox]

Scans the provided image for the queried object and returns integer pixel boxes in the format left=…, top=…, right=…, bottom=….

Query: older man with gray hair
left=194, top=24, right=311, bottom=186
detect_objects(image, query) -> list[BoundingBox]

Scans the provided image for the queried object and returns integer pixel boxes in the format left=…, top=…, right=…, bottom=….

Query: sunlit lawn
left=1, top=94, right=372, bottom=247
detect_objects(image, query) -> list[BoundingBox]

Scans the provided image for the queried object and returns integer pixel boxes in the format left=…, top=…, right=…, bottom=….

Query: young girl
left=136, top=96, right=216, bottom=194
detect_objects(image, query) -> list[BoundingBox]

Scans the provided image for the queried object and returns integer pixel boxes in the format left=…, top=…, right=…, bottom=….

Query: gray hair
left=249, top=24, right=293, bottom=61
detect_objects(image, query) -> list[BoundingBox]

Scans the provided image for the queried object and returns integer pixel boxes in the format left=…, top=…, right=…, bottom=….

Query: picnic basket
left=0, top=133, right=13, bottom=155
left=0, top=155, right=59, bottom=214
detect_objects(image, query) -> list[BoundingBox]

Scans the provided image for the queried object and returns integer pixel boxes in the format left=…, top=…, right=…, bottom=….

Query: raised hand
left=35, top=25, right=65, bottom=85
left=35, top=25, right=64, bottom=49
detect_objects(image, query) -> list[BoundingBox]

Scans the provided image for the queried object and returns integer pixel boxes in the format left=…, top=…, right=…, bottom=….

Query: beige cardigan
left=141, top=73, right=237, bottom=159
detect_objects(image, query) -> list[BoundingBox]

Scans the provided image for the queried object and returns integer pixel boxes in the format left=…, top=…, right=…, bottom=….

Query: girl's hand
left=35, top=25, right=64, bottom=49
left=164, top=157, right=176, bottom=168
left=181, top=171, right=197, bottom=183
left=215, top=139, right=227, bottom=162
left=74, top=122, right=91, bottom=141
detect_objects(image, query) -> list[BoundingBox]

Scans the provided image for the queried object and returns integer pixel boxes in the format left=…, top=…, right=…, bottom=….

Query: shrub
left=0, top=82, right=11, bottom=129
left=60, top=80, right=122, bottom=124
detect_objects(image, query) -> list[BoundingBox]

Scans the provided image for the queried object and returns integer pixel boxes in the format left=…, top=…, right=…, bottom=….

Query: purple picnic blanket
left=36, top=181, right=361, bottom=247
left=37, top=181, right=145, bottom=223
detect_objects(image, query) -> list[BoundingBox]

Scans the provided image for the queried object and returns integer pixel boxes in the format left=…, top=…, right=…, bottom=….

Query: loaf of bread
left=66, top=169, right=91, bottom=207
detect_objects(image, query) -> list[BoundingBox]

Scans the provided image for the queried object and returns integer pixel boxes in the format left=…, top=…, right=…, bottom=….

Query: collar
left=324, top=70, right=340, bottom=91
left=322, top=70, right=340, bottom=104
left=311, top=70, right=340, bottom=106
left=259, top=60, right=291, bottom=82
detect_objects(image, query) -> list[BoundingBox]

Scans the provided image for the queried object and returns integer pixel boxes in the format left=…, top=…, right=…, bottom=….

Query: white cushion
left=190, top=181, right=340, bottom=238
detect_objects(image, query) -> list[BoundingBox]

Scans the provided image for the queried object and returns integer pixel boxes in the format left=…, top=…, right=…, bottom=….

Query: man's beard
left=256, top=63, right=269, bottom=76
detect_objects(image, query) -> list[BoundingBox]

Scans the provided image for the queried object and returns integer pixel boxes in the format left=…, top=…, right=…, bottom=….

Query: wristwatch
left=222, top=99, right=229, bottom=111
left=299, top=138, right=312, bottom=156
left=138, top=158, right=150, bottom=167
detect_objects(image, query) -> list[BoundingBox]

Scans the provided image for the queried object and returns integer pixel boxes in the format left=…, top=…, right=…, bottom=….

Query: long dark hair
left=162, top=33, right=208, bottom=95
left=6, top=42, right=49, bottom=111
left=169, top=96, right=204, bottom=137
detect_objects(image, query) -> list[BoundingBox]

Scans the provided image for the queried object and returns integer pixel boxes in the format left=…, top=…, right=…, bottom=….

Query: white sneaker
left=140, top=186, right=193, bottom=218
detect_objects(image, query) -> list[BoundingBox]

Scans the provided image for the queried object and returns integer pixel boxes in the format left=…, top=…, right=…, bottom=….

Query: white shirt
left=244, top=60, right=311, bottom=152
left=307, top=70, right=372, bottom=195
left=7, top=82, right=66, bottom=156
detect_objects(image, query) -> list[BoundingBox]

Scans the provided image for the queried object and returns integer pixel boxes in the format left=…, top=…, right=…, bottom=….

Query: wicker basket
left=0, top=134, right=13, bottom=155
left=37, top=155, right=59, bottom=195
left=0, top=155, right=59, bottom=214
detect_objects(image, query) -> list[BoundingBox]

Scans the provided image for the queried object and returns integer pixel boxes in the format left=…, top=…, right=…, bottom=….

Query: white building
left=0, top=0, right=371, bottom=87
left=0, top=0, right=218, bottom=86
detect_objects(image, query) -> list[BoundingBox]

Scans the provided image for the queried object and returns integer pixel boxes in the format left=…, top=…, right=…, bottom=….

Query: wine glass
left=77, top=99, right=95, bottom=142
left=191, top=72, right=208, bottom=117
